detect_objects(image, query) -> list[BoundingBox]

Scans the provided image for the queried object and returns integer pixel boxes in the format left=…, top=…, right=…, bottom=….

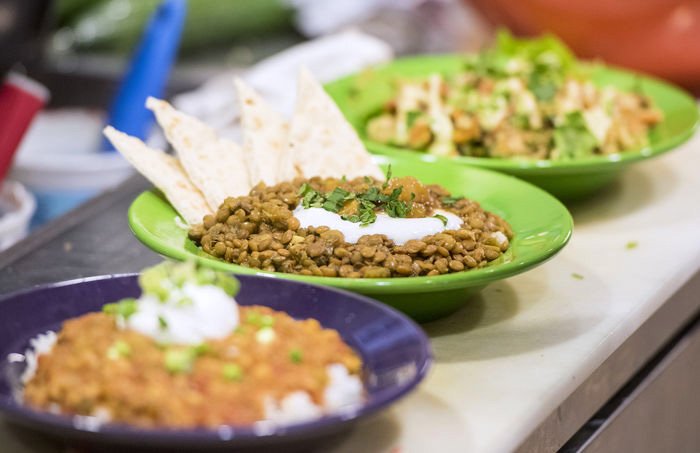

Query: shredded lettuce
left=553, top=112, right=598, bottom=159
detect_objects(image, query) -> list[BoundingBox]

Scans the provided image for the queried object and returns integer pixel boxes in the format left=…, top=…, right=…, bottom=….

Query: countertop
left=1, top=134, right=699, bottom=452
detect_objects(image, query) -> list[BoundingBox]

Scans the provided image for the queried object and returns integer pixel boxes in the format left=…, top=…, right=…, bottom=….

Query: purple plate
left=0, top=275, right=431, bottom=451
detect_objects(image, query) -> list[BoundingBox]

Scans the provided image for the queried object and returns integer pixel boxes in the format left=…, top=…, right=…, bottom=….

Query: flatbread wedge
left=103, top=126, right=210, bottom=225
left=289, top=68, right=384, bottom=181
left=234, top=78, right=298, bottom=186
left=146, top=97, right=251, bottom=211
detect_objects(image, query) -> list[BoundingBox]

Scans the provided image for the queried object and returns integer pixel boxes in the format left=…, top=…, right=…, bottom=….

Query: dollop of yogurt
left=125, top=283, right=239, bottom=345
left=293, top=206, right=462, bottom=245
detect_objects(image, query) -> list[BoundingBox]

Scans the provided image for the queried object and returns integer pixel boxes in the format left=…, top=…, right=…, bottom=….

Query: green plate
left=325, top=56, right=699, bottom=200
left=129, top=156, right=572, bottom=323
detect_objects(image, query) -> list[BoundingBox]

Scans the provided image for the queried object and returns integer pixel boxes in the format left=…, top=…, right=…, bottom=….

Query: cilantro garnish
left=298, top=168, right=415, bottom=226
left=382, top=165, right=392, bottom=189
left=441, top=195, right=464, bottom=206
left=433, top=214, right=448, bottom=226
left=322, top=187, right=354, bottom=213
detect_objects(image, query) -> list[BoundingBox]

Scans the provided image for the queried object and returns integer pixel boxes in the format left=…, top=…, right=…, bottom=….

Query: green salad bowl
left=129, top=156, right=572, bottom=323
left=325, top=56, right=699, bottom=200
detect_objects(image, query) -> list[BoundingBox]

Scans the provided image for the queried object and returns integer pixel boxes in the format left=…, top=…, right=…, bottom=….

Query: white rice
left=18, top=330, right=57, bottom=385
left=263, top=363, right=363, bottom=424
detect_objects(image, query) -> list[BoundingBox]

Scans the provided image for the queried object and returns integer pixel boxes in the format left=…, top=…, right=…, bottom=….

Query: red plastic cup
left=0, top=72, right=50, bottom=183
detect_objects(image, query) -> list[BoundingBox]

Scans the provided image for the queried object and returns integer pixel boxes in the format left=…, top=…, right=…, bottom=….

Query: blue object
left=101, top=0, right=187, bottom=151
left=28, top=187, right=97, bottom=230
left=0, top=274, right=431, bottom=450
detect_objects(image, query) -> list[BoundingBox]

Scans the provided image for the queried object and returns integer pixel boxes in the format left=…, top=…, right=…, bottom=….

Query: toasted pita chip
left=234, top=78, right=298, bottom=186
left=289, top=68, right=384, bottom=181
left=146, top=97, right=250, bottom=210
left=103, top=126, right=210, bottom=225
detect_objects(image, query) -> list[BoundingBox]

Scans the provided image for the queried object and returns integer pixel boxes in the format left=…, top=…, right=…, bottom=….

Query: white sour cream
left=293, top=206, right=462, bottom=245
left=125, top=283, right=239, bottom=345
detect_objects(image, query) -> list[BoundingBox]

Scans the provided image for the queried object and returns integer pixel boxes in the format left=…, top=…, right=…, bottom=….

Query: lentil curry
left=189, top=173, right=513, bottom=278
left=24, top=305, right=361, bottom=428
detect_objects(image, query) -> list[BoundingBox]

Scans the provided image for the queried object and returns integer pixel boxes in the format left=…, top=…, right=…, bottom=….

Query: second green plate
left=325, top=57, right=699, bottom=200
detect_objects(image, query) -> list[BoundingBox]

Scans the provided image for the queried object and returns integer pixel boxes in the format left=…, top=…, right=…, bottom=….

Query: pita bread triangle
left=146, top=97, right=251, bottom=211
left=288, top=67, right=384, bottom=181
left=103, top=126, right=210, bottom=225
left=234, top=78, right=299, bottom=186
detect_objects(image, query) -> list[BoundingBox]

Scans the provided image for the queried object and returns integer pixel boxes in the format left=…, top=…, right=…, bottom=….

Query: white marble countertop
left=332, top=132, right=700, bottom=453
left=1, top=130, right=697, bottom=453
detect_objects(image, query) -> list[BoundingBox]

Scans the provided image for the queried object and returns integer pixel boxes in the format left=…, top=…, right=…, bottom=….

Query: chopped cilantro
left=289, top=348, right=303, bottom=364
left=158, top=315, right=168, bottom=330
left=382, top=165, right=393, bottom=188
left=322, top=187, right=354, bottom=213
left=441, top=195, right=464, bottom=206
left=571, top=273, right=584, bottom=280
left=433, top=214, right=448, bottom=226
left=222, top=363, right=243, bottom=381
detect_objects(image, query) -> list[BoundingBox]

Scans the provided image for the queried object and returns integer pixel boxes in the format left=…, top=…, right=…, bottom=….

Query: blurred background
left=0, top=0, right=698, bottom=246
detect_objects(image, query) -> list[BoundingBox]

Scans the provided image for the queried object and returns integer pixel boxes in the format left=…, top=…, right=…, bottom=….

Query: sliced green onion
left=107, top=340, right=131, bottom=360
left=103, top=298, right=138, bottom=320
left=164, top=349, right=195, bottom=374
left=289, top=348, right=303, bottom=364
left=222, top=363, right=243, bottom=382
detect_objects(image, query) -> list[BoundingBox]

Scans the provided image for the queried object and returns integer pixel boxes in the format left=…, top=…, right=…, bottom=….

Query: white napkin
left=172, top=30, right=393, bottom=141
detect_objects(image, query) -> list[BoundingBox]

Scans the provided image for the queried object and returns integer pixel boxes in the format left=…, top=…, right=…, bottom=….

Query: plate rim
left=128, top=160, right=574, bottom=294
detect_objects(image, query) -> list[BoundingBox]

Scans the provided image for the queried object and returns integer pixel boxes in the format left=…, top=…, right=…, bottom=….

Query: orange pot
left=466, top=0, right=700, bottom=93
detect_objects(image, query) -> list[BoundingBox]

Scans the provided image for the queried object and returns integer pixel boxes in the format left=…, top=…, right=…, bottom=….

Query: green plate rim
left=128, top=157, right=573, bottom=295
left=324, top=55, right=699, bottom=175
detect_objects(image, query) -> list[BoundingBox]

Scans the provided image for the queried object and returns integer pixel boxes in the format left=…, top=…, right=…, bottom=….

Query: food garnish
left=367, top=30, right=663, bottom=160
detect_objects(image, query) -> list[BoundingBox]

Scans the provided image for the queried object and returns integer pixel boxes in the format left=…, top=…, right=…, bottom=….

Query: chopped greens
left=433, top=214, right=448, bottom=226
left=322, top=187, right=354, bottom=213
left=366, top=28, right=662, bottom=161
left=300, top=168, right=413, bottom=226
left=626, top=241, right=639, bottom=250
left=571, top=272, right=584, bottom=280
left=441, top=195, right=464, bottom=206
left=553, top=112, right=598, bottom=159
left=289, top=348, right=303, bottom=364
left=158, top=315, right=169, bottom=330
left=164, top=349, right=194, bottom=374
left=246, top=311, right=275, bottom=328
left=164, top=344, right=210, bottom=374
left=107, top=340, right=131, bottom=360
left=222, top=363, right=243, bottom=381
left=137, top=261, right=240, bottom=302
left=103, top=298, right=138, bottom=320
